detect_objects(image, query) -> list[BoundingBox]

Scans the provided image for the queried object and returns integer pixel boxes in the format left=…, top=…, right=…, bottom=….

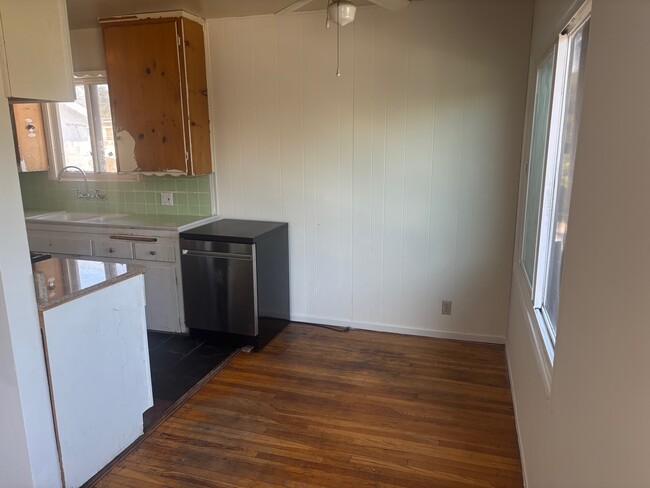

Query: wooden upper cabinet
left=0, top=0, right=75, bottom=101
left=101, top=14, right=212, bottom=175
left=12, top=103, right=49, bottom=172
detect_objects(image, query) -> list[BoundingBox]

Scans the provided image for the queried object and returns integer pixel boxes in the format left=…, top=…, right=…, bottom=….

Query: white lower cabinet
left=27, top=225, right=187, bottom=333
left=142, top=264, right=181, bottom=333
left=42, top=275, right=152, bottom=487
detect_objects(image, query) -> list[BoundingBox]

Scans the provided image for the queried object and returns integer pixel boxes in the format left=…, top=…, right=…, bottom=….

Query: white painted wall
left=69, top=28, right=106, bottom=72
left=507, top=0, right=650, bottom=486
left=0, top=79, right=61, bottom=485
left=208, top=0, right=533, bottom=342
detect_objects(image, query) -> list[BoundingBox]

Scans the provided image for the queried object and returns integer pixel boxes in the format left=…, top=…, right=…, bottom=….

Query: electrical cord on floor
left=309, top=323, right=351, bottom=333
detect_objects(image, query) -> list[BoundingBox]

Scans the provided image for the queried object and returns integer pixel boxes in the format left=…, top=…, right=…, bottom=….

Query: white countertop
left=33, top=257, right=146, bottom=311
left=24, top=210, right=220, bottom=232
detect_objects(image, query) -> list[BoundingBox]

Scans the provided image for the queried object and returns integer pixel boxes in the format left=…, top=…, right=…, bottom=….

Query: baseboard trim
left=505, top=343, right=529, bottom=488
left=290, top=315, right=506, bottom=344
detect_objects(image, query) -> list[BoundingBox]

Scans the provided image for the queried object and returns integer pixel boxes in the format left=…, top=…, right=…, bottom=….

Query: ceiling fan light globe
left=328, top=1, right=357, bottom=26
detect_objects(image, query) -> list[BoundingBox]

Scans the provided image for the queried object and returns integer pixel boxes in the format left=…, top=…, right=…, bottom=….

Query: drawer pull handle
left=149, top=251, right=156, bottom=256
left=109, top=235, right=157, bottom=243
left=109, top=247, right=115, bottom=253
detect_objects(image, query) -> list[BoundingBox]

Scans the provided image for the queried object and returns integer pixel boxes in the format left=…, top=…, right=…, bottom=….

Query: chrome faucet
left=57, top=166, right=108, bottom=200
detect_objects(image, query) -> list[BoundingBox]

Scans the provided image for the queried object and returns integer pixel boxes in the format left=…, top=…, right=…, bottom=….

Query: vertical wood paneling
left=338, top=24, right=355, bottom=322
left=314, top=15, right=341, bottom=319
left=235, top=20, right=261, bottom=219
left=369, top=10, right=389, bottom=326
left=426, top=0, right=466, bottom=331
left=351, top=11, right=375, bottom=323
left=277, top=15, right=307, bottom=317
left=400, top=2, right=436, bottom=328
left=380, top=7, right=409, bottom=326
left=301, top=16, right=318, bottom=318
left=210, top=23, right=232, bottom=217
left=207, top=0, right=532, bottom=340
left=252, top=17, right=283, bottom=220
left=220, top=21, right=246, bottom=218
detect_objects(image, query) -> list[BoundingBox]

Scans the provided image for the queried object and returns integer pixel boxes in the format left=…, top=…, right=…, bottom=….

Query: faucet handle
left=93, top=189, right=108, bottom=201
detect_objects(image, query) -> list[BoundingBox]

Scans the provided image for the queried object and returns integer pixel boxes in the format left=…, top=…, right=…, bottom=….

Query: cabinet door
left=12, top=103, right=49, bottom=172
left=143, top=263, right=182, bottom=333
left=0, top=0, right=74, bottom=101
left=102, top=19, right=187, bottom=173
left=180, top=18, right=212, bottom=176
left=33, top=258, right=65, bottom=302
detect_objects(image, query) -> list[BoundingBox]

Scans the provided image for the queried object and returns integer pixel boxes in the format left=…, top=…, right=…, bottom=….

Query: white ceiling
left=66, top=0, right=376, bottom=29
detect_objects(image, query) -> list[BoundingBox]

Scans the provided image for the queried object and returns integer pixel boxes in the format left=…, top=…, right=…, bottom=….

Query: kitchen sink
left=83, top=215, right=127, bottom=223
left=27, top=211, right=127, bottom=223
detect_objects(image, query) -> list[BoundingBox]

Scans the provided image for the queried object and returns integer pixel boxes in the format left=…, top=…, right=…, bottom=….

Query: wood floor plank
left=96, top=323, right=523, bottom=487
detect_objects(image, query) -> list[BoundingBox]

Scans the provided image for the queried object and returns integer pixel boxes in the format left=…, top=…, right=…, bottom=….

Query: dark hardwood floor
left=96, top=323, right=523, bottom=487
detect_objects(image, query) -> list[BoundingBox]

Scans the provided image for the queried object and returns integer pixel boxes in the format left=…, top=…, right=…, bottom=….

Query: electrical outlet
left=441, top=300, right=452, bottom=315
left=160, top=192, right=174, bottom=206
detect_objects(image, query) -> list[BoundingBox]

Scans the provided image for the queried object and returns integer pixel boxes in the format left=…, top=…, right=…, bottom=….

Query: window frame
left=46, top=71, right=140, bottom=183
left=521, top=46, right=558, bottom=290
left=515, top=0, right=591, bottom=394
left=532, top=39, right=567, bottom=347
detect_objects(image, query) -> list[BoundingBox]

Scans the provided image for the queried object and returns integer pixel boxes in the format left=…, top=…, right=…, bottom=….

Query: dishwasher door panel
left=181, top=244, right=257, bottom=336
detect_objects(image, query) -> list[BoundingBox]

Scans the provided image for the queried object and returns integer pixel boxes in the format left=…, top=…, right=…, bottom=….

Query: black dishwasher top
left=180, top=219, right=288, bottom=244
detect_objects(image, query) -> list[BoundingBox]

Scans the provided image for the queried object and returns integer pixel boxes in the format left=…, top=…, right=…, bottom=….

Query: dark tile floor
left=143, top=331, right=235, bottom=431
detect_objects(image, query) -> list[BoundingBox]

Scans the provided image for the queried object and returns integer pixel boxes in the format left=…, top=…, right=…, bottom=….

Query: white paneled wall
left=208, top=0, right=532, bottom=341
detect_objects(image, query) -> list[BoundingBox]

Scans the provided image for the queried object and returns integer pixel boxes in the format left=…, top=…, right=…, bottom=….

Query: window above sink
left=13, top=71, right=140, bottom=183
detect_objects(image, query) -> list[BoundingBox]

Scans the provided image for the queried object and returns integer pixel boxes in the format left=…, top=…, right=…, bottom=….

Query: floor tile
left=166, top=352, right=229, bottom=379
left=192, top=342, right=236, bottom=357
left=148, top=349, right=185, bottom=373
left=156, top=335, right=204, bottom=355
left=151, top=372, right=203, bottom=402
left=146, top=331, right=173, bottom=350
left=144, top=332, right=236, bottom=430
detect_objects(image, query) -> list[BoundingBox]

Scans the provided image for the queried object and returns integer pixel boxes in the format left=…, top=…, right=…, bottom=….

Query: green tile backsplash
left=19, top=172, right=214, bottom=217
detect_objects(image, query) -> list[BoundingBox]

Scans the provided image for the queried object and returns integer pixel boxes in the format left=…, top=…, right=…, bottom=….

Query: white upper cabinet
left=0, top=0, right=74, bottom=101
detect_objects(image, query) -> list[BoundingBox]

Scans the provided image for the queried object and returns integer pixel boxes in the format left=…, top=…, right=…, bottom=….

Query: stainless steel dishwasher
left=180, top=219, right=289, bottom=350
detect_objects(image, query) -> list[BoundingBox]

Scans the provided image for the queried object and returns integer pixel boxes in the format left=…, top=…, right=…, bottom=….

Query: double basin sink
left=26, top=211, right=128, bottom=224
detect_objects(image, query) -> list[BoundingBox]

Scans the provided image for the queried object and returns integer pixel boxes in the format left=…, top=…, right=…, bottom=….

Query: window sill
left=514, top=266, right=555, bottom=398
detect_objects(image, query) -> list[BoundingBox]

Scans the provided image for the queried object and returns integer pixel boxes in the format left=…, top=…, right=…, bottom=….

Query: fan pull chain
left=325, top=0, right=342, bottom=77
left=337, top=6, right=341, bottom=77
left=326, top=0, right=330, bottom=28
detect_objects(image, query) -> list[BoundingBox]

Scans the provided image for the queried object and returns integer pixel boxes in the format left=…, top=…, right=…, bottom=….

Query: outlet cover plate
left=161, top=192, right=174, bottom=206
left=441, top=300, right=452, bottom=315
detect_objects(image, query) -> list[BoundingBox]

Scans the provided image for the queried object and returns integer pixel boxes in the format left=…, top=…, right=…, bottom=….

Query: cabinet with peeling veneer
left=100, top=12, right=212, bottom=175
left=12, top=103, right=50, bottom=172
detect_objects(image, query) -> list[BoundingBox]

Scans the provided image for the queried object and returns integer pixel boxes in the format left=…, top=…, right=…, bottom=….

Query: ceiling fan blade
left=276, top=0, right=316, bottom=15
left=367, top=0, right=411, bottom=11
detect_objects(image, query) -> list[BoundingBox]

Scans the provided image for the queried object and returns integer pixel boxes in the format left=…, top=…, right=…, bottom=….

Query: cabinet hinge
left=185, top=151, right=189, bottom=162
left=177, top=36, right=181, bottom=46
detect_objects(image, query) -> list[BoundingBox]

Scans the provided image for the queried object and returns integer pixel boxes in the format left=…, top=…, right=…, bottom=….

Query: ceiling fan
left=276, top=0, right=412, bottom=18
left=276, top=0, right=412, bottom=76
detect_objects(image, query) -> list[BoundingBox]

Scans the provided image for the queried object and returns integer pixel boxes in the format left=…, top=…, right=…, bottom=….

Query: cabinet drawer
left=93, top=240, right=134, bottom=259
left=29, top=234, right=92, bottom=256
left=133, top=242, right=175, bottom=263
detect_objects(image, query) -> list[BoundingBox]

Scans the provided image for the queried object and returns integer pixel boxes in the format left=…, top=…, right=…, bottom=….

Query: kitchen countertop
left=24, top=210, right=220, bottom=232
left=179, top=219, right=288, bottom=244
left=33, top=257, right=146, bottom=311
